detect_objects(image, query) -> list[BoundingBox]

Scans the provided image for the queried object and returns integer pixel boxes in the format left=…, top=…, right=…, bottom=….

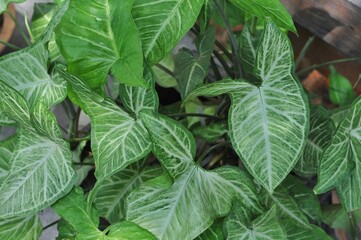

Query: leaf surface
left=282, top=221, right=332, bottom=240
left=195, top=219, right=224, bottom=240
left=0, top=214, right=42, bottom=240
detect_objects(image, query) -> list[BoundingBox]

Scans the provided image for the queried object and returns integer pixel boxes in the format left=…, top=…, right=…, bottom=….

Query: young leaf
left=174, top=27, right=215, bottom=99
left=192, top=121, right=228, bottom=142
left=0, top=100, right=75, bottom=218
left=61, top=69, right=151, bottom=183
left=0, top=214, right=42, bottom=240
left=314, top=97, right=361, bottom=205
left=294, top=106, right=334, bottom=177
left=187, top=19, right=309, bottom=193
left=282, top=221, right=332, bottom=240
left=56, top=0, right=145, bottom=88
left=132, top=0, right=204, bottom=65
left=228, top=0, right=296, bottom=33
left=329, top=66, right=356, bottom=105
left=225, top=205, right=285, bottom=240
left=93, top=160, right=163, bottom=223
left=195, top=218, right=224, bottom=240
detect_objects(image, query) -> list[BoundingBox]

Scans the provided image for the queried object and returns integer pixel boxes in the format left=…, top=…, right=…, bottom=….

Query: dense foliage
left=0, top=0, right=360, bottom=239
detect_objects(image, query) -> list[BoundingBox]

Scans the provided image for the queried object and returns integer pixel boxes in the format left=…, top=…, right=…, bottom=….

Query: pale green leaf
left=195, top=218, right=224, bottom=240
left=282, top=221, right=332, bottom=240
left=329, top=66, right=356, bottom=105
left=174, top=26, right=215, bottom=99
left=314, top=97, right=361, bottom=201
left=0, top=100, right=76, bottom=218
left=0, top=43, right=67, bottom=109
left=264, top=186, right=309, bottom=227
left=228, top=0, right=296, bottom=32
left=187, top=20, right=309, bottom=192
left=132, top=0, right=204, bottom=65
left=294, top=106, right=334, bottom=177
left=106, top=221, right=157, bottom=240
left=0, top=214, right=42, bottom=240
left=119, top=66, right=159, bottom=116
left=184, top=97, right=217, bottom=128
left=0, top=0, right=25, bottom=14
left=93, top=160, right=163, bottom=223
left=56, top=0, right=145, bottom=88
left=61, top=70, right=151, bottom=183
left=330, top=106, right=350, bottom=127
left=128, top=111, right=262, bottom=240
left=225, top=205, right=285, bottom=240
left=192, top=121, right=228, bottom=142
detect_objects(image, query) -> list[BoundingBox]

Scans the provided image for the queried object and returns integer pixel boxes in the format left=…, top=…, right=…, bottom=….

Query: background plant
left=0, top=0, right=360, bottom=239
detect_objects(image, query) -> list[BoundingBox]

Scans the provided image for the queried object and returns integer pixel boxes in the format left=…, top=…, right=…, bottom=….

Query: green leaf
left=0, top=214, right=42, bottom=240
left=128, top=111, right=262, bottom=240
left=329, top=66, right=356, bottom=105
left=0, top=135, right=17, bottom=182
left=0, top=43, right=67, bottom=110
left=72, top=141, right=94, bottom=186
left=57, top=219, right=77, bottom=240
left=187, top=19, right=309, bottom=192
left=282, top=221, right=332, bottom=240
left=56, top=0, right=145, bottom=88
left=132, top=0, right=204, bottom=65
left=53, top=187, right=104, bottom=240
left=174, top=26, right=215, bottom=99
left=239, top=24, right=259, bottom=82
left=264, top=185, right=309, bottom=227
left=119, top=66, right=159, bottom=116
left=314, top=97, right=361, bottom=206
left=0, top=100, right=76, bottom=218
left=152, top=54, right=178, bottom=88
left=106, top=221, right=157, bottom=240
left=93, top=160, right=163, bottom=223
left=294, top=106, right=334, bottom=177
left=282, top=175, right=322, bottom=222
left=225, top=205, right=285, bottom=240
left=192, top=121, right=228, bottom=142
left=195, top=218, right=224, bottom=240
left=0, top=0, right=25, bottom=14
left=61, top=69, right=151, bottom=183
left=198, top=0, right=214, bottom=33
left=228, top=0, right=296, bottom=33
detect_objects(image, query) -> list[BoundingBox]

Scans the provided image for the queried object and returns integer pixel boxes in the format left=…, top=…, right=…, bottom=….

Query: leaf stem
left=6, top=9, right=31, bottom=46
left=42, top=219, right=59, bottom=230
left=155, top=63, right=176, bottom=78
left=295, top=36, right=315, bottom=70
left=250, top=16, right=258, bottom=36
left=210, top=56, right=223, bottom=81
left=0, top=40, right=20, bottom=50
left=167, top=113, right=223, bottom=120
left=296, top=57, right=361, bottom=77
left=66, top=136, right=91, bottom=143
left=197, top=141, right=229, bottom=164
left=213, top=50, right=234, bottom=78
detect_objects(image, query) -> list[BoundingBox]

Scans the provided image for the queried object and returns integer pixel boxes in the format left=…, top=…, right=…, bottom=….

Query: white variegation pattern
left=132, top=0, right=204, bottom=64
left=0, top=214, right=42, bottom=240
left=225, top=205, right=285, bottom=240
left=0, top=135, right=17, bottom=182
left=315, top=97, right=361, bottom=199
left=0, top=43, right=67, bottom=108
left=283, top=221, right=332, bottom=240
left=61, top=70, right=151, bottom=182
left=294, top=106, right=334, bottom=177
left=93, top=160, right=163, bottom=223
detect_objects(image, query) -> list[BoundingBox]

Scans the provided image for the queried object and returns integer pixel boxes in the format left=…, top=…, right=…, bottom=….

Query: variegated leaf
left=0, top=214, right=42, bottom=240
left=0, top=135, right=16, bottom=181
left=282, top=221, right=332, bottom=240
left=195, top=219, right=224, bottom=240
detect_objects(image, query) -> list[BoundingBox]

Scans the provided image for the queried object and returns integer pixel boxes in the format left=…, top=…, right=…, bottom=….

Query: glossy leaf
left=187, top=20, right=309, bottom=192
left=195, top=218, right=224, bottom=240
left=329, top=66, right=356, bottom=105
left=314, top=97, right=361, bottom=203
left=282, top=221, right=332, bottom=240
left=61, top=69, right=151, bottom=182
left=228, top=0, right=296, bottom=32
left=192, top=121, right=228, bottom=142
left=225, top=205, right=285, bottom=240
left=0, top=214, right=42, bottom=240
left=132, top=0, right=204, bottom=65
left=0, top=100, right=75, bottom=218
left=56, top=0, right=145, bottom=88
left=294, top=106, right=334, bottom=177
left=93, top=160, right=163, bottom=223
left=174, top=26, right=215, bottom=99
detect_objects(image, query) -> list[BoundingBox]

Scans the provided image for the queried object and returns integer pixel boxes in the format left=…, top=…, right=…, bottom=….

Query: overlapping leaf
left=56, top=0, right=145, bottom=88
left=0, top=214, right=42, bottom=240
left=126, top=111, right=262, bottom=240
left=282, top=221, right=332, bottom=240
left=239, top=24, right=259, bottom=82
left=195, top=219, right=224, bottom=240
left=132, top=0, right=204, bottom=65
left=228, top=0, right=296, bottom=32
left=186, top=19, right=309, bottom=192
left=192, top=121, right=228, bottom=142
left=0, top=82, right=75, bottom=218
left=60, top=69, right=152, bottom=183
left=93, top=160, right=163, bottom=223
left=294, top=106, right=334, bottom=177
left=0, top=135, right=16, bottom=182
left=225, top=205, right=285, bottom=240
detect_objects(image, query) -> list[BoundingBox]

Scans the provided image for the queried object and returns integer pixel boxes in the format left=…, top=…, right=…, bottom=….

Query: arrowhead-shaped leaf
left=294, top=106, right=334, bottom=177
left=93, top=160, right=163, bottom=223
left=0, top=214, right=42, bottom=240
left=225, top=205, right=285, bottom=240
left=187, top=20, right=309, bottom=192
left=56, top=0, right=145, bottom=88
left=127, top=111, right=262, bottom=240
left=132, top=0, right=204, bottom=65
left=228, top=0, right=296, bottom=33
left=60, top=69, right=152, bottom=183
left=0, top=88, right=75, bottom=218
